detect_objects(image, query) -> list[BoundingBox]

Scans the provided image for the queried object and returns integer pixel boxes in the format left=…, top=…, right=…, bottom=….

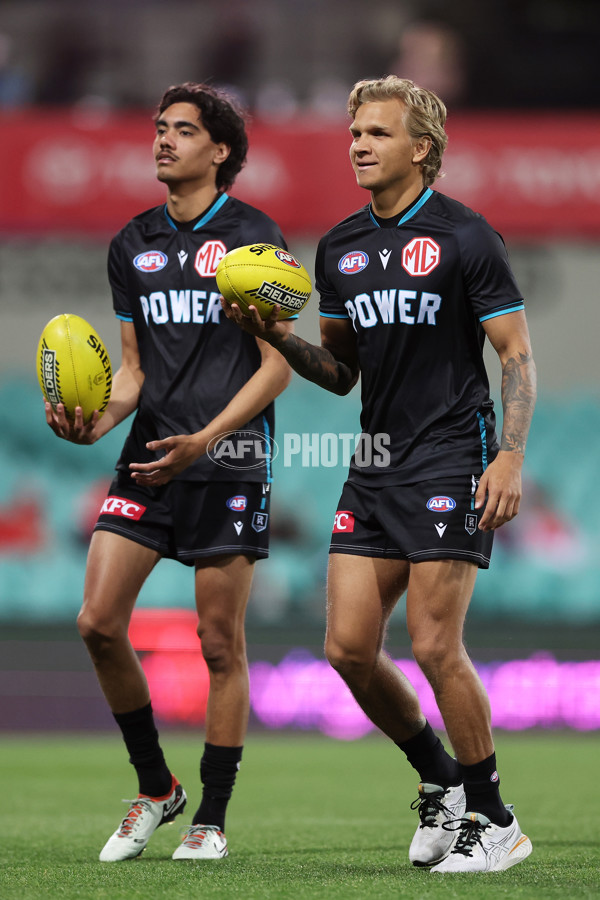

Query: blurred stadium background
left=1, top=0, right=599, bottom=738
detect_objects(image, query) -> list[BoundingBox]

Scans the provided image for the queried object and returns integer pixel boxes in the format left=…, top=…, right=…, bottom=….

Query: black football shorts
left=330, top=474, right=494, bottom=569
left=94, top=472, right=271, bottom=565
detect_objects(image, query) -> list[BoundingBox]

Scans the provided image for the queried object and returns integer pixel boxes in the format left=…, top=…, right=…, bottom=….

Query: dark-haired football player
left=224, top=75, right=536, bottom=874
left=44, top=82, right=293, bottom=861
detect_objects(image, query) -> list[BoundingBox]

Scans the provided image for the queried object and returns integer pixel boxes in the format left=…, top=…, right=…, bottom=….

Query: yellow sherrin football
left=216, top=243, right=312, bottom=320
left=37, top=314, right=112, bottom=422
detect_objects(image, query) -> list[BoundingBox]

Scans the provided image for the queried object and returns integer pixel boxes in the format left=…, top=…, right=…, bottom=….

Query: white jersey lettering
left=140, top=295, right=150, bottom=324
left=354, top=293, right=378, bottom=328
left=417, top=292, right=442, bottom=324
left=192, top=290, right=206, bottom=323
left=150, top=291, right=169, bottom=324
left=170, top=289, right=191, bottom=323
left=205, top=292, right=223, bottom=323
left=346, top=290, right=442, bottom=327
left=373, top=290, right=396, bottom=323
left=138, top=289, right=224, bottom=325
left=398, top=290, right=416, bottom=324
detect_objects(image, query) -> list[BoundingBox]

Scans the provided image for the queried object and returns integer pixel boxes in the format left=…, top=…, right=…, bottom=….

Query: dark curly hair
left=155, top=82, right=248, bottom=191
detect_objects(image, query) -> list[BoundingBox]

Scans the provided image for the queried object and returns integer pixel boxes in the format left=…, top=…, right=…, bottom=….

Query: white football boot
left=430, top=806, right=532, bottom=873
left=99, top=777, right=187, bottom=861
left=172, top=824, right=229, bottom=860
left=409, top=782, right=466, bottom=866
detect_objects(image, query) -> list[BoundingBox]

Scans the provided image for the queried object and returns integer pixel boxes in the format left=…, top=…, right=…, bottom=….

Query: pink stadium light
left=130, top=611, right=600, bottom=736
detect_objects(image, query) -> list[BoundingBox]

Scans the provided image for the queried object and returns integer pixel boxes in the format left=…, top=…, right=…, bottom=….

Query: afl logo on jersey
left=402, top=237, right=441, bottom=276
left=226, top=495, right=248, bottom=511
left=426, top=496, right=456, bottom=512
left=195, top=240, right=227, bottom=277
left=275, top=249, right=301, bottom=268
left=338, top=251, right=369, bottom=275
left=133, top=250, right=168, bottom=272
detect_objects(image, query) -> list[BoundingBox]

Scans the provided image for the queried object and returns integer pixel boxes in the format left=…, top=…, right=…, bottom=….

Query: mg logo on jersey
left=338, top=251, right=369, bottom=274
left=333, top=511, right=355, bottom=533
left=226, top=495, right=248, bottom=512
left=402, top=237, right=441, bottom=276
left=100, top=496, right=147, bottom=520
left=134, top=250, right=168, bottom=272
left=426, top=496, right=456, bottom=512
left=195, top=240, right=227, bottom=277
left=275, top=249, right=301, bottom=268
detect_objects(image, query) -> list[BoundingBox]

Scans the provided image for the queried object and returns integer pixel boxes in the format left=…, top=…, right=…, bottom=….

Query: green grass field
left=1, top=731, right=598, bottom=899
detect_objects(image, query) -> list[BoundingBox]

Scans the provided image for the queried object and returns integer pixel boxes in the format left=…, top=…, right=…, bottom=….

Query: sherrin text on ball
left=37, top=314, right=112, bottom=422
left=216, top=243, right=312, bottom=320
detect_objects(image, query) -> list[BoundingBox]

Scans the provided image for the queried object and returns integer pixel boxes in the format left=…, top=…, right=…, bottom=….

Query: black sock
left=113, top=702, right=172, bottom=797
left=193, top=742, right=243, bottom=832
left=396, top=722, right=460, bottom=787
left=460, top=752, right=511, bottom=826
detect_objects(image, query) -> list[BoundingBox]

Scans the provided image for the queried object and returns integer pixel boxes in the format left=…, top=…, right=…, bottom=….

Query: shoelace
left=181, top=825, right=221, bottom=848
left=410, top=790, right=450, bottom=829
left=117, top=798, right=154, bottom=837
left=441, top=816, right=488, bottom=857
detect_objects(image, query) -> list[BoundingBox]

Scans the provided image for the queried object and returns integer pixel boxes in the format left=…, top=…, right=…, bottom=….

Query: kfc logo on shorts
left=100, top=496, right=146, bottom=520
left=333, top=511, right=355, bottom=533
left=194, top=240, right=227, bottom=277
left=402, top=237, right=441, bottom=276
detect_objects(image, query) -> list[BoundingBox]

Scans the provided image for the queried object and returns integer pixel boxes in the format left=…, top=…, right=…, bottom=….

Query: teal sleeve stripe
left=262, top=415, right=273, bottom=483
left=115, top=312, right=133, bottom=322
left=479, top=304, right=524, bottom=323
left=320, top=312, right=349, bottom=319
left=476, top=411, right=488, bottom=471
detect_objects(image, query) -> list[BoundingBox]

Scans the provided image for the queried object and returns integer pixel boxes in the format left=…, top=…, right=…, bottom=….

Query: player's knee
left=411, top=632, right=464, bottom=681
left=325, top=633, right=374, bottom=683
left=198, top=623, right=242, bottom=674
left=77, top=608, right=124, bottom=654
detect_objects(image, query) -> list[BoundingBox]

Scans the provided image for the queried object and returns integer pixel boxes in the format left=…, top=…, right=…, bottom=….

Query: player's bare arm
left=223, top=299, right=359, bottom=396
left=476, top=311, right=537, bottom=531
left=129, top=325, right=294, bottom=486
left=45, top=322, right=144, bottom=446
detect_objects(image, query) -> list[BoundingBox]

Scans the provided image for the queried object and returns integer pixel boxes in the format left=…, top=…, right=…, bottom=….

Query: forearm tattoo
left=274, top=330, right=357, bottom=395
left=500, top=350, right=537, bottom=453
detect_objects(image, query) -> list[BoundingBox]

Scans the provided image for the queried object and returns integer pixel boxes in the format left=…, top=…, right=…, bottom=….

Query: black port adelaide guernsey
left=108, top=193, right=286, bottom=482
left=317, top=188, right=525, bottom=486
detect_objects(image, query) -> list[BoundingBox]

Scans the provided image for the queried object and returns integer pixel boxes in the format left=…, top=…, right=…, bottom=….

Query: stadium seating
left=0, top=373, right=598, bottom=624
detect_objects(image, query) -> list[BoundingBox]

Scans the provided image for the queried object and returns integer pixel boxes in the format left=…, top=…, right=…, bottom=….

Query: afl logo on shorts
left=226, top=495, right=248, bottom=511
left=426, top=496, right=456, bottom=512
left=275, top=249, right=301, bottom=268
left=133, top=251, right=168, bottom=272
left=338, top=251, right=369, bottom=275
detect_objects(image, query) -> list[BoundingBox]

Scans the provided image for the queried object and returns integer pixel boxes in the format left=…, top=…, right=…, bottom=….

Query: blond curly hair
left=347, top=75, right=448, bottom=186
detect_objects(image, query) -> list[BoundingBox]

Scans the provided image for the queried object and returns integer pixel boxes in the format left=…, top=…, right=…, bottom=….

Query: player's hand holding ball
left=37, top=313, right=112, bottom=443
left=217, top=243, right=311, bottom=333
